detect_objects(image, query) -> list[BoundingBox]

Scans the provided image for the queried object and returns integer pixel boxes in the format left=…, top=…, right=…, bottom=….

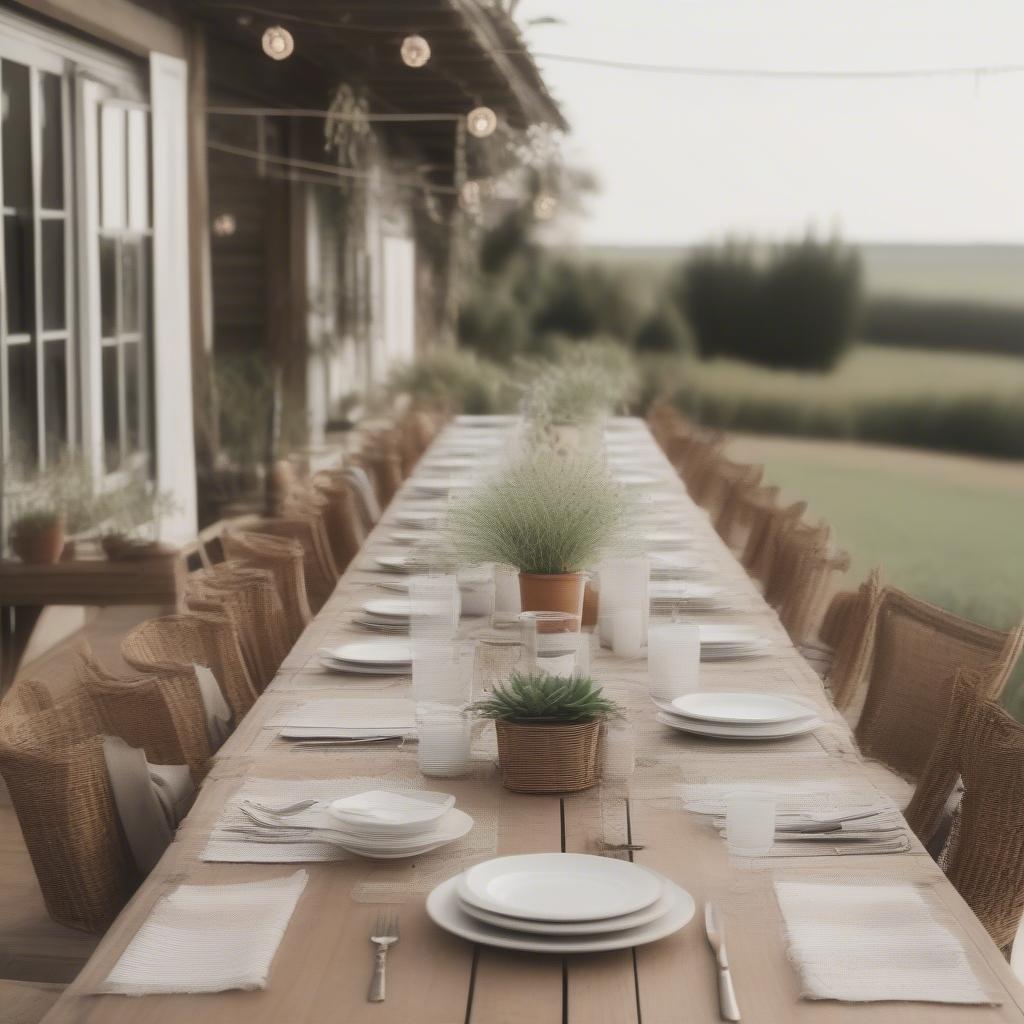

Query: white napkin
left=774, top=881, right=996, bottom=1004
left=269, top=698, right=415, bottom=739
left=98, top=871, right=307, bottom=995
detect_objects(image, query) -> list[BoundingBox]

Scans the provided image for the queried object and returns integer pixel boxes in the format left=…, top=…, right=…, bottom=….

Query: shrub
left=673, top=237, right=862, bottom=371
left=457, top=284, right=532, bottom=362
left=387, top=350, right=512, bottom=415
left=532, top=260, right=640, bottom=341
left=634, top=299, right=695, bottom=355
left=863, top=298, right=1024, bottom=357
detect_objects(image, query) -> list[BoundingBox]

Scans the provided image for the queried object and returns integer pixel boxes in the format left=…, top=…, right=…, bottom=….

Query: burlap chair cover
left=186, top=563, right=290, bottom=691
left=905, top=671, right=1024, bottom=953
left=0, top=684, right=136, bottom=932
left=222, top=529, right=312, bottom=642
left=855, top=587, right=1024, bottom=782
left=121, top=612, right=258, bottom=719
left=75, top=648, right=212, bottom=784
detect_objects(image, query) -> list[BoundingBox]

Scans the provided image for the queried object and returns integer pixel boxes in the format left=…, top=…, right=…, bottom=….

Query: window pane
left=1, top=60, right=32, bottom=211
left=126, top=108, right=149, bottom=230
left=124, top=340, right=140, bottom=451
left=39, top=72, right=63, bottom=210
left=7, top=342, right=38, bottom=469
left=43, top=338, right=68, bottom=463
left=3, top=214, right=33, bottom=335
left=121, top=239, right=142, bottom=333
left=100, top=236, right=116, bottom=337
left=102, top=344, right=120, bottom=471
left=100, top=105, right=126, bottom=230
left=41, top=219, right=65, bottom=330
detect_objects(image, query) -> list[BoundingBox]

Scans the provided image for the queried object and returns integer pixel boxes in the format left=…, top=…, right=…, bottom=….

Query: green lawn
left=726, top=434, right=1024, bottom=715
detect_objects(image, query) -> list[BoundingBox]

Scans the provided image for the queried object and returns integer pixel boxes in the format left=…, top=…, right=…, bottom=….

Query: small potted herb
left=447, top=448, right=629, bottom=618
left=9, top=508, right=65, bottom=565
left=471, top=671, right=620, bottom=793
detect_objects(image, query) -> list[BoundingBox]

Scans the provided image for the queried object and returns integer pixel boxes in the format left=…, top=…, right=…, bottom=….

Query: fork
left=242, top=798, right=319, bottom=816
left=368, top=911, right=400, bottom=1002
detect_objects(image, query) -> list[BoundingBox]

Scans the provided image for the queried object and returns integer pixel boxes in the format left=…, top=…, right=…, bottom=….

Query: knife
left=704, top=902, right=741, bottom=1021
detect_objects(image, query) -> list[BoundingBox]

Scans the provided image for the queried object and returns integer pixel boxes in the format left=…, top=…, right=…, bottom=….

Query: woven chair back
left=343, top=465, right=383, bottom=528
left=222, top=529, right=312, bottom=641
left=121, top=612, right=258, bottom=718
left=682, top=433, right=727, bottom=504
left=245, top=515, right=338, bottom=613
left=0, top=683, right=136, bottom=932
left=823, top=567, right=885, bottom=715
left=905, top=671, right=1024, bottom=952
left=741, top=497, right=807, bottom=582
left=186, top=564, right=289, bottom=691
left=855, top=587, right=1024, bottom=781
left=311, top=474, right=364, bottom=572
left=710, top=462, right=765, bottom=546
left=771, top=525, right=850, bottom=646
left=75, top=648, right=212, bottom=783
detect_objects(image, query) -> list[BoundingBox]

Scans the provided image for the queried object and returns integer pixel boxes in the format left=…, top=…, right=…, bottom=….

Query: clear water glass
left=521, top=611, right=581, bottom=676
left=416, top=703, right=472, bottom=778
left=597, top=557, right=649, bottom=649
left=647, top=622, right=701, bottom=702
left=491, top=563, right=522, bottom=628
left=458, top=564, right=495, bottom=618
left=411, top=641, right=475, bottom=705
left=725, top=791, right=777, bottom=857
left=408, top=574, right=459, bottom=642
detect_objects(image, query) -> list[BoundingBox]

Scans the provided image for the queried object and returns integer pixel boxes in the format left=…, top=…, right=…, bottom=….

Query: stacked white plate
left=649, top=553, right=713, bottom=581
left=649, top=581, right=732, bottom=612
left=428, top=853, right=695, bottom=953
left=318, top=640, right=412, bottom=675
left=352, top=597, right=412, bottom=634
left=641, top=530, right=699, bottom=549
left=698, top=624, right=771, bottom=660
left=411, top=477, right=474, bottom=497
left=654, top=691, right=822, bottom=740
left=393, top=509, right=446, bottom=531
left=372, top=554, right=420, bottom=575
left=297, top=790, right=473, bottom=859
left=389, top=529, right=442, bottom=546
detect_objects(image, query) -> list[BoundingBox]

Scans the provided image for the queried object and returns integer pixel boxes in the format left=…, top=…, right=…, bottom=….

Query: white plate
left=700, top=645, right=771, bottom=662
left=670, top=692, right=816, bottom=725
left=649, top=582, right=723, bottom=602
left=412, top=478, right=473, bottom=494
left=699, top=625, right=765, bottom=645
left=323, top=641, right=412, bottom=666
left=318, top=659, right=410, bottom=676
left=656, top=711, right=822, bottom=740
left=373, top=555, right=416, bottom=574
left=428, top=875, right=694, bottom=953
left=457, top=885, right=678, bottom=936
left=615, top=473, right=661, bottom=487
left=394, top=510, right=446, bottom=529
left=328, top=789, right=455, bottom=831
left=458, top=853, right=662, bottom=923
left=361, top=598, right=413, bottom=620
left=335, top=809, right=474, bottom=858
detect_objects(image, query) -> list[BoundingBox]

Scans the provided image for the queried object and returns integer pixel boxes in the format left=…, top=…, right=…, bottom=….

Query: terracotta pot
left=494, top=719, right=601, bottom=794
left=581, top=578, right=599, bottom=628
left=518, top=571, right=585, bottom=621
left=11, top=518, right=65, bottom=565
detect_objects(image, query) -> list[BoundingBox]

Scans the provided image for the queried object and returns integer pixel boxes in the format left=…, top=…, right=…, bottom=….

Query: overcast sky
left=516, top=0, right=1024, bottom=246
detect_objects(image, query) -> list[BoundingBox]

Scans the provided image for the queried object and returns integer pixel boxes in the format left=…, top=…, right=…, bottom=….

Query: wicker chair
left=0, top=684, right=137, bottom=932
left=820, top=567, right=885, bottom=715
left=741, top=496, right=808, bottom=582
left=311, top=473, right=365, bottom=572
left=121, top=612, right=258, bottom=719
left=356, top=442, right=403, bottom=507
left=221, top=529, right=312, bottom=642
left=854, top=587, right=1024, bottom=783
left=709, top=462, right=765, bottom=547
left=75, top=648, right=212, bottom=783
left=343, top=464, right=383, bottom=529
left=904, top=671, right=1024, bottom=955
left=243, top=514, right=338, bottom=613
left=186, top=563, right=290, bottom=691
left=681, top=432, right=728, bottom=504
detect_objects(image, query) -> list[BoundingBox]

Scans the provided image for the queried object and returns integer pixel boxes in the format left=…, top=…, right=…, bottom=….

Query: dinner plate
left=323, top=641, right=412, bottom=666
left=412, top=477, right=473, bottom=494
left=428, top=876, right=695, bottom=954
left=318, top=659, right=410, bottom=676
left=458, top=853, right=662, bottom=922
left=457, top=885, right=679, bottom=936
left=335, top=809, right=474, bottom=858
left=373, top=555, right=418, bottom=574
left=669, top=691, right=816, bottom=725
left=700, top=644, right=771, bottom=662
left=393, top=510, right=446, bottom=529
left=614, top=473, right=661, bottom=487
left=362, top=598, right=413, bottom=620
left=328, top=789, right=455, bottom=831
left=656, top=711, right=822, bottom=740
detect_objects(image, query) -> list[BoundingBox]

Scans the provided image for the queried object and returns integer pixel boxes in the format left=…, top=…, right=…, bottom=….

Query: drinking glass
left=491, top=563, right=522, bottom=629
left=416, top=704, right=472, bottom=778
left=597, top=557, right=649, bottom=649
left=458, top=564, right=495, bottom=618
left=408, top=574, right=459, bottom=642
left=612, top=608, right=644, bottom=658
left=725, top=791, right=776, bottom=857
left=475, top=637, right=525, bottom=694
left=411, top=642, right=475, bottom=705
left=647, top=622, right=701, bottom=702
left=521, top=611, right=582, bottom=676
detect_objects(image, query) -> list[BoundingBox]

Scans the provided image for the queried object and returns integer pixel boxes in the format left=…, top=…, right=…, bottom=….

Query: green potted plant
left=9, top=507, right=65, bottom=565
left=446, top=447, right=629, bottom=618
left=471, top=671, right=620, bottom=793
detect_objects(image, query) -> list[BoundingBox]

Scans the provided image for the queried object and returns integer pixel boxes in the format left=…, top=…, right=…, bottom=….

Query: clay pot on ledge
left=10, top=516, right=66, bottom=565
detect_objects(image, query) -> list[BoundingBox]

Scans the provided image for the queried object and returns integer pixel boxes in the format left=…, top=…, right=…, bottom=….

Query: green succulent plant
left=445, top=446, right=630, bottom=575
left=471, top=670, right=620, bottom=724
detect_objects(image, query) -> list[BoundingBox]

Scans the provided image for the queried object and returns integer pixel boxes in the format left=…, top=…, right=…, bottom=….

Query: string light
left=212, top=213, right=237, bottom=237
left=459, top=180, right=481, bottom=212
left=400, top=34, right=431, bottom=68
left=466, top=106, right=498, bottom=138
left=533, top=193, right=557, bottom=220
left=261, top=25, right=294, bottom=60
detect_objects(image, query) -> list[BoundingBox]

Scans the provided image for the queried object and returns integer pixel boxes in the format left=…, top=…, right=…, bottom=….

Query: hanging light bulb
left=466, top=106, right=498, bottom=139
left=400, top=34, right=431, bottom=68
left=533, top=192, right=557, bottom=221
left=212, top=213, right=237, bottom=237
left=261, top=25, right=294, bottom=60
left=459, top=180, right=481, bottom=212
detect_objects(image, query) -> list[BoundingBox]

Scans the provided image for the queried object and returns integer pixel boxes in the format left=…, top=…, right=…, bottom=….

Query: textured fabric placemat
left=774, top=880, right=997, bottom=1004
left=98, top=871, right=307, bottom=995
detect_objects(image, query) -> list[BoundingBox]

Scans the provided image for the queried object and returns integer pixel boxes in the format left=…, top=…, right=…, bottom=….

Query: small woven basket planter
left=494, top=719, right=602, bottom=794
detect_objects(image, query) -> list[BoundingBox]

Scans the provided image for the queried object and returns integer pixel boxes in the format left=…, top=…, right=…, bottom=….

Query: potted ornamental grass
left=446, top=447, right=629, bottom=618
left=9, top=507, right=65, bottom=565
left=472, top=671, right=620, bottom=793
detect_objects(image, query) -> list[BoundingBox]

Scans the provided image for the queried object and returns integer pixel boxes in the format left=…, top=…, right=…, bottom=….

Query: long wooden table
left=41, top=419, right=1024, bottom=1024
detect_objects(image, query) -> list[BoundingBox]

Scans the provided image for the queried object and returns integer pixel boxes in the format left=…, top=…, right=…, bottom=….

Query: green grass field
left=726, top=433, right=1024, bottom=715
